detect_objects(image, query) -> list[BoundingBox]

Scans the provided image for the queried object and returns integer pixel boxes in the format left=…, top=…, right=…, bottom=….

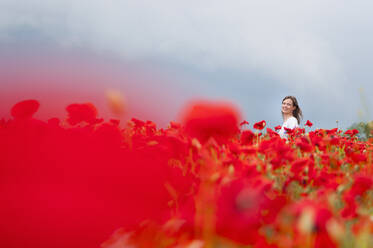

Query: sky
left=1, top=0, right=372, bottom=129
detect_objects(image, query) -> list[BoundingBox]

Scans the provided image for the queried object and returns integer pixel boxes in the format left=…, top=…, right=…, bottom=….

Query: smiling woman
left=279, top=95, right=303, bottom=138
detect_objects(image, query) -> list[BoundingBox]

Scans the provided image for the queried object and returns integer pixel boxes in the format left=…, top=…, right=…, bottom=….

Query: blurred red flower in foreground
left=11, top=99, right=40, bottom=119
left=1, top=98, right=373, bottom=248
left=181, top=100, right=241, bottom=144
left=1, top=100, right=196, bottom=248
left=305, top=120, right=313, bottom=127
left=66, top=102, right=100, bottom=125
left=216, top=178, right=286, bottom=246
left=289, top=200, right=337, bottom=248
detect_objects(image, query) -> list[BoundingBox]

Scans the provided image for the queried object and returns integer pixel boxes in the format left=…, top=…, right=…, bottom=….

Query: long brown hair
left=282, top=96, right=303, bottom=124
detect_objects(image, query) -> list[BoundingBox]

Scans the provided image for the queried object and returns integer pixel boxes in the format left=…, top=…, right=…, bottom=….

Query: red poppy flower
left=216, top=179, right=285, bottom=245
left=181, top=101, right=240, bottom=144
left=11, top=99, right=40, bottom=119
left=350, top=152, right=367, bottom=164
left=348, top=175, right=373, bottom=196
left=305, top=120, right=313, bottom=127
left=342, top=175, right=373, bottom=219
left=66, top=103, right=98, bottom=125
left=131, top=118, right=145, bottom=128
left=266, top=128, right=279, bottom=137
left=253, top=120, right=266, bottom=130
left=289, top=200, right=337, bottom=248
left=290, top=157, right=310, bottom=175
left=284, top=127, right=295, bottom=136
left=169, top=121, right=181, bottom=129
left=274, top=125, right=281, bottom=131
left=240, top=120, right=249, bottom=126
left=344, top=129, right=359, bottom=137
left=295, top=138, right=313, bottom=153
left=241, top=130, right=255, bottom=146
left=326, top=128, right=339, bottom=135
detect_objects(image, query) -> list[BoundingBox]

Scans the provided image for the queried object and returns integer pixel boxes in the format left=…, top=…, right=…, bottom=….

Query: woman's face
left=282, top=98, right=296, bottom=115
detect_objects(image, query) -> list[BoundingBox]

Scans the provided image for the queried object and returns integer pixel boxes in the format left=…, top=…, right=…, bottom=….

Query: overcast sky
left=1, top=0, right=372, bottom=129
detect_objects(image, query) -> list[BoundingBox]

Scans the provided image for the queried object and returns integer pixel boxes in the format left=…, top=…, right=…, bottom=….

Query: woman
left=278, top=96, right=302, bottom=138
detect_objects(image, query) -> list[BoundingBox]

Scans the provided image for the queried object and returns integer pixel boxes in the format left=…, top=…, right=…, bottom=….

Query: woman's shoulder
left=287, top=116, right=297, bottom=122
left=285, top=116, right=298, bottom=127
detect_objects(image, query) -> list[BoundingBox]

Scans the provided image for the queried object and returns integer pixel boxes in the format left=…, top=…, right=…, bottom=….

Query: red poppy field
left=1, top=99, right=373, bottom=248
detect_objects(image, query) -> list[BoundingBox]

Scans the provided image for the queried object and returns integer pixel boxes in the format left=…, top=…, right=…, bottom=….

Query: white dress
left=279, top=116, right=299, bottom=138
